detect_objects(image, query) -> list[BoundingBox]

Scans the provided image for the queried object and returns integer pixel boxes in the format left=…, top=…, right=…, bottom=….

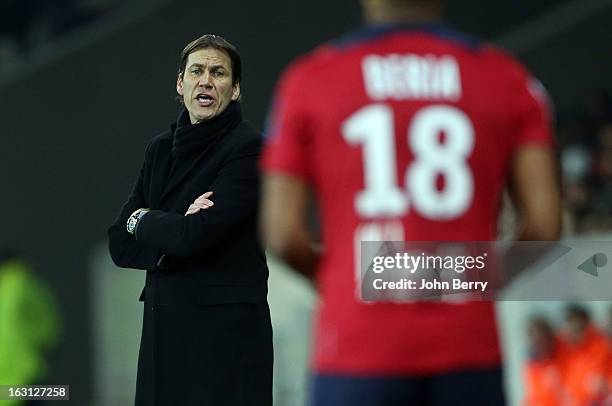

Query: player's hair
left=565, top=304, right=590, bottom=323
left=177, top=34, right=242, bottom=86
left=528, top=316, right=554, bottom=337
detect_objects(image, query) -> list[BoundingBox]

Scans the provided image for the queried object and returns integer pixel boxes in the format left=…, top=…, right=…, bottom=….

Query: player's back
left=294, top=24, right=548, bottom=245
left=263, top=23, right=553, bottom=375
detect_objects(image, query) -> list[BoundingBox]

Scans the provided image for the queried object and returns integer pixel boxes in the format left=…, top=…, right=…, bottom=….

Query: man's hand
left=185, top=191, right=214, bottom=216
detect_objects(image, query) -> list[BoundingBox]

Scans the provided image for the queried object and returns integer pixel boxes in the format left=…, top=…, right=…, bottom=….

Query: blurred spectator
left=558, top=117, right=597, bottom=151
left=523, top=308, right=612, bottom=406
left=523, top=316, right=569, bottom=406
left=585, top=89, right=612, bottom=127
left=570, top=126, right=612, bottom=234
left=0, top=1, right=77, bottom=50
left=559, top=88, right=612, bottom=234
left=0, top=251, right=61, bottom=405
left=0, top=0, right=109, bottom=61
left=562, top=144, right=593, bottom=225
left=562, top=305, right=609, bottom=406
left=589, top=124, right=612, bottom=213
left=602, top=307, right=612, bottom=405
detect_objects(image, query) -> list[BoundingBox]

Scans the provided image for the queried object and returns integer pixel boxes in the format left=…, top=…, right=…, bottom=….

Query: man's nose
left=198, top=72, right=213, bottom=88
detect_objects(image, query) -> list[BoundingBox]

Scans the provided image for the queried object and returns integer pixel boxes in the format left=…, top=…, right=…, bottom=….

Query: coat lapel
left=149, top=136, right=173, bottom=209
left=157, top=134, right=224, bottom=206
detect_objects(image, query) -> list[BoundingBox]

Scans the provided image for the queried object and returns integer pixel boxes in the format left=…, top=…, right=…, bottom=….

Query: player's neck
left=364, top=7, right=443, bottom=26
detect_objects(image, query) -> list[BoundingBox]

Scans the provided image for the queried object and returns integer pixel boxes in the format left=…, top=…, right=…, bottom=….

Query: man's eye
left=191, top=69, right=202, bottom=75
left=213, top=71, right=225, bottom=77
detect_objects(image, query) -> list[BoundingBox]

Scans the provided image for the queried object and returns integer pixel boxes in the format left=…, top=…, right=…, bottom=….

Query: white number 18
left=342, top=104, right=474, bottom=220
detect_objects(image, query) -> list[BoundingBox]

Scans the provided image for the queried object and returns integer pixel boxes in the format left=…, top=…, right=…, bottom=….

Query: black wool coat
left=107, top=113, right=273, bottom=406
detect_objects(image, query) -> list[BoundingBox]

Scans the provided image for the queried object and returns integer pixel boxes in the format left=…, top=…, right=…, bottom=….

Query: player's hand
left=185, top=191, right=214, bottom=216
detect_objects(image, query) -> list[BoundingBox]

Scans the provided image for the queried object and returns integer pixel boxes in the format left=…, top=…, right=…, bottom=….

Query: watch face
left=127, top=216, right=137, bottom=233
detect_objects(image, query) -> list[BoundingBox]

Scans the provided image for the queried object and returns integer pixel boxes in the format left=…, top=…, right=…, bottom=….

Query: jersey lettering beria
left=262, top=24, right=554, bottom=375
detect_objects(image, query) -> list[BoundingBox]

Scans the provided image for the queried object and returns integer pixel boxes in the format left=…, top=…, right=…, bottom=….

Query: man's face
left=565, top=316, right=587, bottom=345
left=528, top=323, right=554, bottom=358
left=176, top=48, right=240, bottom=124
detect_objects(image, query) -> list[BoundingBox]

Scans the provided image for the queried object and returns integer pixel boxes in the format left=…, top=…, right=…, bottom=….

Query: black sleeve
left=107, top=141, right=160, bottom=270
left=134, top=136, right=261, bottom=259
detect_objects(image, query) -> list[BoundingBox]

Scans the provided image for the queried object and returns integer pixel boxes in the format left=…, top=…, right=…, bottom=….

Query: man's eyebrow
left=187, top=63, right=228, bottom=71
left=209, top=64, right=228, bottom=71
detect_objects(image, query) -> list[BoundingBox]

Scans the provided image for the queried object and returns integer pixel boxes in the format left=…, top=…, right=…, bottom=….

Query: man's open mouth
left=196, top=93, right=214, bottom=107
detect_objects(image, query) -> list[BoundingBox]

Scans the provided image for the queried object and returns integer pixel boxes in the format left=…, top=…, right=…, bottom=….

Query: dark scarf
left=171, top=101, right=242, bottom=159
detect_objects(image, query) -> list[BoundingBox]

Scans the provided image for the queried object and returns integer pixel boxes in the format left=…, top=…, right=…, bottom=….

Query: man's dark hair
left=565, top=304, right=590, bottom=322
left=177, top=34, right=242, bottom=85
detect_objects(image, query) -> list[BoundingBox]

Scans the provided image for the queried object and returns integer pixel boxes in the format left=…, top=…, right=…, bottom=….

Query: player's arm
left=260, top=60, right=319, bottom=279
left=507, top=67, right=562, bottom=241
left=509, top=145, right=561, bottom=241
left=502, top=145, right=561, bottom=283
left=261, top=173, right=319, bottom=278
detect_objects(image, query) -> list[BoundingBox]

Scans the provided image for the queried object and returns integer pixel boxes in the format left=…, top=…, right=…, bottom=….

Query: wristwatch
left=127, top=209, right=149, bottom=235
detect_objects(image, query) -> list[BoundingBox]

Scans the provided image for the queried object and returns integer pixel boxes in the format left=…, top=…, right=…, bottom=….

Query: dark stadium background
left=0, top=0, right=611, bottom=404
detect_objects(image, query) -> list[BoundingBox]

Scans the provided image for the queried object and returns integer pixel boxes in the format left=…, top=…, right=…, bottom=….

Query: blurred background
left=0, top=0, right=612, bottom=404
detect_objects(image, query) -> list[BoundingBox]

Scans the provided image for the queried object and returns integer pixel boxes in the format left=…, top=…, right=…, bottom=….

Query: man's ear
left=231, top=82, right=241, bottom=101
left=176, top=75, right=184, bottom=96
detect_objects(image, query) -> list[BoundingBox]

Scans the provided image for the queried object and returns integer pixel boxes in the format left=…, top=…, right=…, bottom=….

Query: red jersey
left=262, top=24, right=554, bottom=375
